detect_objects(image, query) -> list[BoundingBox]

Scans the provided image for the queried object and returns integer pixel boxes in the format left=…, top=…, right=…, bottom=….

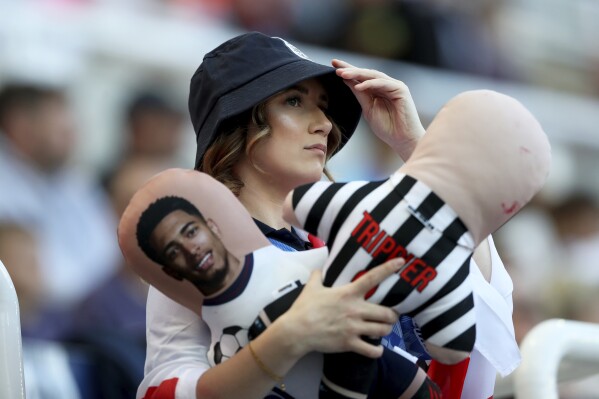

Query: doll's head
left=400, top=90, right=551, bottom=245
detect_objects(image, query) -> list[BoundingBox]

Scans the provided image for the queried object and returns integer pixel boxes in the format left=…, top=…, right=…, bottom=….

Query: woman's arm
left=141, top=286, right=290, bottom=399
left=333, top=59, right=426, bottom=162
left=141, top=241, right=401, bottom=399
left=194, top=258, right=403, bottom=399
left=139, top=287, right=212, bottom=399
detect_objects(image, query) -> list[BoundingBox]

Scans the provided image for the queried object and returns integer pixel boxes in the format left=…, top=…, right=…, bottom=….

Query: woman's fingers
left=360, top=320, right=396, bottom=338
left=286, top=259, right=405, bottom=357
left=348, top=336, right=385, bottom=359
left=337, top=68, right=391, bottom=83
left=353, top=78, right=409, bottom=99
left=332, top=59, right=364, bottom=71
left=306, top=268, right=323, bottom=286
left=331, top=58, right=352, bottom=68
left=334, top=58, right=424, bottom=160
left=359, top=302, right=398, bottom=325
left=348, top=258, right=404, bottom=297
left=333, top=59, right=391, bottom=81
left=340, top=79, right=372, bottom=113
left=333, top=59, right=410, bottom=111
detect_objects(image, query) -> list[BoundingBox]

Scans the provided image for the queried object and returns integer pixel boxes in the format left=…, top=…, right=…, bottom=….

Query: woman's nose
left=309, top=108, right=333, bottom=136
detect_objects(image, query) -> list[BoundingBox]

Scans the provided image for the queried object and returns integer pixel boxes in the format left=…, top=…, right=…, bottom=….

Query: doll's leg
left=320, top=344, right=379, bottom=399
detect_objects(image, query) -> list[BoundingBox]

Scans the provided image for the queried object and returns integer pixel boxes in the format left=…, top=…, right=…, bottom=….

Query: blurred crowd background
left=1, top=0, right=598, bottom=398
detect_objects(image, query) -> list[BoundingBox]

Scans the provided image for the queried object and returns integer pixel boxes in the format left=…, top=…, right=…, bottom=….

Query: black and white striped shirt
left=290, top=171, right=476, bottom=352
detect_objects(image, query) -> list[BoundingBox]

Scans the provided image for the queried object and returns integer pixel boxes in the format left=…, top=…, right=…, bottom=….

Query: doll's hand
left=333, top=59, right=425, bottom=161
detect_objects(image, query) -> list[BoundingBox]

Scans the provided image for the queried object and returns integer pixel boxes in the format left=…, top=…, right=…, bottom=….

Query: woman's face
left=244, top=78, right=333, bottom=190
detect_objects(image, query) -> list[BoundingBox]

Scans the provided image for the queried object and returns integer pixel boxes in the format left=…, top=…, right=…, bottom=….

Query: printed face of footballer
left=150, top=210, right=230, bottom=294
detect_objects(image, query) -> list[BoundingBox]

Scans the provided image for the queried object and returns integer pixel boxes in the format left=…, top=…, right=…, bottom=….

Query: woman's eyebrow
left=287, top=84, right=329, bottom=103
left=285, top=84, right=307, bottom=94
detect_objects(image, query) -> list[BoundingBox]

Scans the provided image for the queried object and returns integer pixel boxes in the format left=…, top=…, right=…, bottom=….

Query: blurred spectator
left=539, top=277, right=599, bottom=399
left=67, top=157, right=168, bottom=399
left=549, top=192, right=599, bottom=284
left=72, top=157, right=166, bottom=342
left=228, top=0, right=507, bottom=80
left=121, top=89, right=185, bottom=164
left=510, top=289, right=547, bottom=345
left=0, top=83, right=120, bottom=308
left=21, top=338, right=84, bottom=399
left=288, top=0, right=352, bottom=50
left=495, top=203, right=563, bottom=293
left=0, top=222, right=85, bottom=398
left=229, top=0, right=295, bottom=36
left=0, top=222, right=72, bottom=340
left=339, top=1, right=505, bottom=77
left=542, top=278, right=599, bottom=324
left=101, top=88, right=184, bottom=201
left=344, top=2, right=440, bottom=64
left=430, top=2, right=506, bottom=77
left=169, top=0, right=235, bottom=18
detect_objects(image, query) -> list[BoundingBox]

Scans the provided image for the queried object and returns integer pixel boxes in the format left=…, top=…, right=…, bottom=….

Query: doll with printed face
left=119, top=89, right=550, bottom=399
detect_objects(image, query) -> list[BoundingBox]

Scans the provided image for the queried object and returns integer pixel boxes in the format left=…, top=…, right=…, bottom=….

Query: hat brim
left=195, top=59, right=361, bottom=169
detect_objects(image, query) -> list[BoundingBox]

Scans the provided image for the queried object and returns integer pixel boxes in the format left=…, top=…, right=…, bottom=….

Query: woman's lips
left=305, top=144, right=327, bottom=155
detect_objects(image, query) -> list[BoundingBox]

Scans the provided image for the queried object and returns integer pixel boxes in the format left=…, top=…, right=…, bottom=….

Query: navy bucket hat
left=189, top=31, right=362, bottom=169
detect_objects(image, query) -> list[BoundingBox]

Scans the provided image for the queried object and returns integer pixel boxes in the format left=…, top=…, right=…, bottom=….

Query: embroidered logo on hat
left=273, top=37, right=309, bottom=60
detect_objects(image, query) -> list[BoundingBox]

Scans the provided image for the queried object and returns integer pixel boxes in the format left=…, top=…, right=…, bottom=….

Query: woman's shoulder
left=147, top=285, right=203, bottom=323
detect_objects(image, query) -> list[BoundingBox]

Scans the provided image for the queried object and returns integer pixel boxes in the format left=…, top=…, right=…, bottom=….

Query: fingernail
left=392, top=259, right=403, bottom=271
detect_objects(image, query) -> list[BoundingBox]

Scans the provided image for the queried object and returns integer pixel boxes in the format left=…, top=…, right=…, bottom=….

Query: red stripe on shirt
left=141, top=378, right=178, bottom=399
left=308, top=233, right=326, bottom=248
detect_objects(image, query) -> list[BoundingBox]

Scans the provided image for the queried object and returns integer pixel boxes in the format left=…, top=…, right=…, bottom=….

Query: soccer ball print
left=213, top=325, right=249, bottom=364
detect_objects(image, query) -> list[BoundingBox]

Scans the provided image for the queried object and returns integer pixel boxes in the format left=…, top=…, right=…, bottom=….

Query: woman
left=139, top=31, right=431, bottom=399
left=138, top=32, right=519, bottom=399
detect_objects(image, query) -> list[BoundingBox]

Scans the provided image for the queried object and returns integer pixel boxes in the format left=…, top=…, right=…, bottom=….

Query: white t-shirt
left=139, top=236, right=519, bottom=399
left=140, top=246, right=329, bottom=399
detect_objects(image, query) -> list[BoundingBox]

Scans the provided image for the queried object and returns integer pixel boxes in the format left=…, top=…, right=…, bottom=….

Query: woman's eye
left=286, top=96, right=301, bottom=107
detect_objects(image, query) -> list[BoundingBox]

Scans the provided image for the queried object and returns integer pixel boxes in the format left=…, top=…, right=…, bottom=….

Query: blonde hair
left=201, top=102, right=342, bottom=196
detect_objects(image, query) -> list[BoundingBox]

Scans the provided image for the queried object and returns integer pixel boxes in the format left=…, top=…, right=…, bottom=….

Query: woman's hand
left=333, top=59, right=425, bottom=161
left=277, top=258, right=404, bottom=359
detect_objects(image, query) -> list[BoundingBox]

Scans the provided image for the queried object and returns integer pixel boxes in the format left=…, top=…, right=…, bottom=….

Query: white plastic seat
left=0, top=260, right=26, bottom=399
